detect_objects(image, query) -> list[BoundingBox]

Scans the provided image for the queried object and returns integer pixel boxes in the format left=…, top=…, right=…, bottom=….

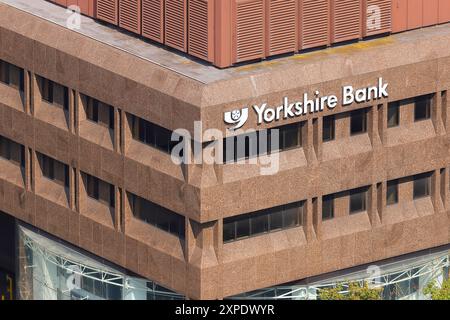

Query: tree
left=318, top=281, right=382, bottom=300
left=423, top=278, right=450, bottom=300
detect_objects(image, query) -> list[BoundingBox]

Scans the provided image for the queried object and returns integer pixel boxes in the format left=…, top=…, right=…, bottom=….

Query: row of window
left=387, top=94, right=432, bottom=128
left=0, top=133, right=185, bottom=239
left=223, top=172, right=434, bottom=243
left=322, top=172, right=432, bottom=220
left=1, top=60, right=439, bottom=166
left=223, top=201, right=304, bottom=243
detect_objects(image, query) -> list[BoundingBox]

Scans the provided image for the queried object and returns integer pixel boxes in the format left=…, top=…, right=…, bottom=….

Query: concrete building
left=0, top=0, right=450, bottom=300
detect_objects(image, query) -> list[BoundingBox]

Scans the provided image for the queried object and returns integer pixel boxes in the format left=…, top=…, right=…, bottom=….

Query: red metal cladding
left=266, top=0, right=297, bottom=56
left=391, top=0, right=407, bottom=32
left=364, top=0, right=392, bottom=36
left=233, top=0, right=265, bottom=63
left=439, top=0, right=450, bottom=23
left=142, top=0, right=164, bottom=42
left=188, top=0, right=214, bottom=61
left=422, top=0, right=439, bottom=26
left=407, top=0, right=422, bottom=29
left=119, top=0, right=141, bottom=33
left=332, top=0, right=362, bottom=43
left=300, top=0, right=330, bottom=49
left=165, top=0, right=188, bottom=52
left=97, top=0, right=119, bottom=25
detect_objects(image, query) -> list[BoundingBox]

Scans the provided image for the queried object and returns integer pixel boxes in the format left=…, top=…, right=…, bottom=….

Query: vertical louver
left=364, top=0, right=391, bottom=36
left=301, top=0, right=330, bottom=49
left=142, top=0, right=164, bottom=42
left=119, top=0, right=141, bottom=33
left=332, top=0, right=361, bottom=43
left=267, top=0, right=297, bottom=56
left=165, top=0, right=187, bottom=51
left=234, top=0, right=265, bottom=63
left=188, top=0, right=213, bottom=61
left=96, top=0, right=118, bottom=24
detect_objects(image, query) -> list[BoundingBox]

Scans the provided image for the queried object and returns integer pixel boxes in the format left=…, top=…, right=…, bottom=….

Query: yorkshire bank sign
left=224, top=78, right=389, bottom=130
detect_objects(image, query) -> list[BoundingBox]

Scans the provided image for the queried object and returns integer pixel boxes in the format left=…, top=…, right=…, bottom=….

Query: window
left=129, top=193, right=185, bottom=239
left=349, top=188, right=367, bottom=214
left=82, top=94, right=115, bottom=130
left=131, top=115, right=179, bottom=154
left=279, top=122, right=302, bottom=151
left=413, top=173, right=431, bottom=199
left=0, top=136, right=24, bottom=167
left=387, top=102, right=400, bottom=128
left=350, top=109, right=367, bottom=135
left=414, top=95, right=432, bottom=121
left=386, top=180, right=399, bottom=205
left=38, top=153, right=69, bottom=188
left=323, top=115, right=335, bottom=142
left=322, top=194, right=334, bottom=220
left=85, top=173, right=115, bottom=208
left=223, top=201, right=304, bottom=243
left=222, top=122, right=303, bottom=163
left=37, top=76, right=69, bottom=110
left=0, top=60, right=24, bottom=91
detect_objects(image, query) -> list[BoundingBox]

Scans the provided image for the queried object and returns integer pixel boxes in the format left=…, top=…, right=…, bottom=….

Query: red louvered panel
left=188, top=0, right=214, bottom=61
left=301, top=0, right=330, bottom=49
left=332, top=0, right=362, bottom=43
left=142, top=0, right=164, bottom=42
left=422, top=0, right=439, bottom=26
left=165, top=0, right=187, bottom=51
left=97, top=0, right=118, bottom=24
left=439, top=0, right=450, bottom=23
left=407, top=0, right=422, bottom=30
left=267, top=0, right=297, bottom=56
left=364, top=0, right=391, bottom=36
left=233, top=0, right=265, bottom=63
left=119, top=0, right=141, bottom=33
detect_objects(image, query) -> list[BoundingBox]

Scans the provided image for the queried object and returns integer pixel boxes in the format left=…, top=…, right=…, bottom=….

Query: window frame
left=386, top=180, right=399, bottom=206
left=350, top=109, right=368, bottom=136
left=349, top=187, right=368, bottom=214
left=387, top=102, right=400, bottom=128
left=322, top=115, right=335, bottom=142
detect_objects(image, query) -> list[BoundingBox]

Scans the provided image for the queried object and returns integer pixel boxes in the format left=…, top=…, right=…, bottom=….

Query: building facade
left=0, top=0, right=450, bottom=299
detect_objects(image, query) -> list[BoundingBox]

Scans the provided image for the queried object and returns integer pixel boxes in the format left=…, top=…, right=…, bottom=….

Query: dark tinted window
left=37, top=76, right=69, bottom=110
left=349, top=188, right=367, bottom=214
left=414, top=95, right=432, bottom=121
left=350, top=109, right=367, bottom=135
left=131, top=115, right=179, bottom=154
left=38, top=153, right=69, bottom=188
left=323, top=115, right=335, bottom=142
left=85, top=173, right=115, bottom=208
left=0, top=135, right=24, bottom=167
left=387, top=102, right=400, bottom=128
left=223, top=201, right=304, bottom=243
left=83, top=94, right=114, bottom=130
left=0, top=60, right=24, bottom=91
left=322, top=195, right=334, bottom=220
left=387, top=180, right=399, bottom=205
left=129, top=193, right=185, bottom=239
left=413, top=173, right=431, bottom=199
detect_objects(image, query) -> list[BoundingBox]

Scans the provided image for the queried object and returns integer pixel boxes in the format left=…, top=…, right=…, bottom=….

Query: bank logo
left=224, top=108, right=249, bottom=130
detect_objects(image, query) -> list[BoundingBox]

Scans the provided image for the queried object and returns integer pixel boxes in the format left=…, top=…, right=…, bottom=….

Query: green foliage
left=423, top=278, right=450, bottom=300
left=318, top=281, right=382, bottom=300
